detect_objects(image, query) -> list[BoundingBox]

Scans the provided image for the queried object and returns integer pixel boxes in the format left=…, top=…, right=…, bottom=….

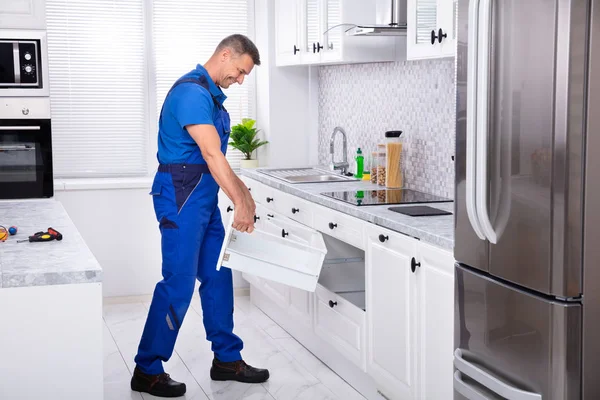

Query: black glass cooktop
left=320, top=189, right=451, bottom=206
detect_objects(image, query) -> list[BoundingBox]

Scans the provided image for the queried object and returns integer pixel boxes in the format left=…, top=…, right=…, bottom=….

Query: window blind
left=46, top=0, right=148, bottom=178
left=152, top=0, right=254, bottom=171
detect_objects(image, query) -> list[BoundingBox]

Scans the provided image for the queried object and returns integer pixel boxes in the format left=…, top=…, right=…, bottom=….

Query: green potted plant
left=229, top=118, right=268, bottom=168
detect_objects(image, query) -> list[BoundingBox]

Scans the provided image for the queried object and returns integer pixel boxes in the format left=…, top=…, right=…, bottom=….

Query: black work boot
left=210, top=358, right=270, bottom=383
left=130, top=366, right=186, bottom=397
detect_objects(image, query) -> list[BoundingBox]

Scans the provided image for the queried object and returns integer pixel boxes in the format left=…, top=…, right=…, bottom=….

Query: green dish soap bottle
left=354, top=148, right=364, bottom=179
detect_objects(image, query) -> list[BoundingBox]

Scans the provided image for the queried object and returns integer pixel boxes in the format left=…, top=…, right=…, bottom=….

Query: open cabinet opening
left=318, top=233, right=366, bottom=311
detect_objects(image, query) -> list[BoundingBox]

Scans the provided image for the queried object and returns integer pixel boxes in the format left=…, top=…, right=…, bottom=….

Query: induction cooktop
left=320, top=188, right=452, bottom=206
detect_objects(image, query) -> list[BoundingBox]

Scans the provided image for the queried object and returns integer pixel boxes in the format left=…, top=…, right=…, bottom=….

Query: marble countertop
left=0, top=199, right=102, bottom=289
left=241, top=168, right=455, bottom=251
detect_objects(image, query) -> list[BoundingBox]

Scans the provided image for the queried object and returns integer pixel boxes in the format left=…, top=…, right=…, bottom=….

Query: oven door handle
left=0, top=126, right=41, bottom=130
left=0, top=144, right=34, bottom=151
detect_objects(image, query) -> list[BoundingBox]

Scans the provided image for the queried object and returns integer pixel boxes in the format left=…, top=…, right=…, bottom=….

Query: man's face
left=219, top=49, right=254, bottom=89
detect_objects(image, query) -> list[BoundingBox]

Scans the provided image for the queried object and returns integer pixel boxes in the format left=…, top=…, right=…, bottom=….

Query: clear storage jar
left=370, top=151, right=378, bottom=184
left=376, top=144, right=387, bottom=186
left=384, top=130, right=404, bottom=188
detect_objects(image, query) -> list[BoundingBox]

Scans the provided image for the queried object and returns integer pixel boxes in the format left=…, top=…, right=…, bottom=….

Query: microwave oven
left=0, top=30, right=49, bottom=97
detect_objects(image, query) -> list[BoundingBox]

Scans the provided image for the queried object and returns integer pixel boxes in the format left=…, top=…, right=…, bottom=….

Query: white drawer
left=313, top=205, right=365, bottom=249
left=314, top=284, right=366, bottom=371
left=364, top=222, right=416, bottom=254
left=217, top=207, right=328, bottom=292
left=273, top=190, right=314, bottom=226
left=240, top=177, right=275, bottom=208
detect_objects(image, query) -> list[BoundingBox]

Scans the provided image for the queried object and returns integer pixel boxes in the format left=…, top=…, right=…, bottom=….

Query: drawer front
left=314, top=284, right=366, bottom=370
left=314, top=205, right=364, bottom=249
left=240, top=177, right=275, bottom=208
left=273, top=191, right=314, bottom=226
left=364, top=223, right=417, bottom=255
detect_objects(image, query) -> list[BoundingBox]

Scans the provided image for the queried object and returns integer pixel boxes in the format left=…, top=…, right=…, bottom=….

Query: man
left=130, top=34, right=267, bottom=398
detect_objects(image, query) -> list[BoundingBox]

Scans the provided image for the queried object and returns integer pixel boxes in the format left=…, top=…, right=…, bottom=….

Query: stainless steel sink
left=257, top=167, right=357, bottom=184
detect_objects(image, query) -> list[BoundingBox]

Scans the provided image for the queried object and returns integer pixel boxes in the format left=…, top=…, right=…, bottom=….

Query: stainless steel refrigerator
left=454, top=0, right=600, bottom=398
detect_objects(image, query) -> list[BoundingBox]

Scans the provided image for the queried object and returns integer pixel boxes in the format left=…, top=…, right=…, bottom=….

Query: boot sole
left=210, top=369, right=270, bottom=384
left=131, top=379, right=186, bottom=398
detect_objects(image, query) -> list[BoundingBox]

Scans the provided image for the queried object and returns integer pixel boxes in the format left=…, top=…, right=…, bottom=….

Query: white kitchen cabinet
left=416, top=241, right=455, bottom=400
left=0, top=0, right=46, bottom=29
left=274, top=0, right=401, bottom=66
left=365, top=224, right=419, bottom=400
left=407, top=0, right=457, bottom=60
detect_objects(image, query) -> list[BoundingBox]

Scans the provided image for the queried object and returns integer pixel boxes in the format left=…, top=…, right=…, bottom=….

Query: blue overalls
left=134, top=66, right=243, bottom=375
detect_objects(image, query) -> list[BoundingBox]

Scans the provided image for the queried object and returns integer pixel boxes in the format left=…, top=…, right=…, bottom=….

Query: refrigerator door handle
left=454, top=371, right=492, bottom=400
left=466, top=0, right=486, bottom=240
left=454, top=349, right=542, bottom=400
left=475, top=0, right=498, bottom=244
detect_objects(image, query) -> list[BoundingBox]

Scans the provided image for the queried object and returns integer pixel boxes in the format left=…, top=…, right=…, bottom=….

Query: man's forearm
left=204, top=152, right=245, bottom=206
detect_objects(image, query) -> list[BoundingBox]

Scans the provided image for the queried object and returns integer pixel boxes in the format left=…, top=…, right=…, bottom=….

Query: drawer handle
left=254, top=215, right=260, bottom=222
left=292, top=207, right=300, bottom=214
left=282, top=229, right=289, bottom=238
left=411, top=257, right=421, bottom=273
left=267, top=213, right=274, bottom=218
left=328, top=300, right=337, bottom=308
left=328, top=222, right=338, bottom=230
left=226, top=206, right=233, bottom=213
left=378, top=234, right=389, bottom=243
left=266, top=197, right=274, bottom=203
left=248, top=187, right=251, bottom=192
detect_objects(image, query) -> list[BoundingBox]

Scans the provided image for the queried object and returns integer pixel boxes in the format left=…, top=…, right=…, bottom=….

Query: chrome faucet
left=329, top=126, right=349, bottom=175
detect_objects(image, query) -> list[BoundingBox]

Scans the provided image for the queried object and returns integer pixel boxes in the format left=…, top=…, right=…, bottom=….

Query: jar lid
left=385, top=130, right=403, bottom=138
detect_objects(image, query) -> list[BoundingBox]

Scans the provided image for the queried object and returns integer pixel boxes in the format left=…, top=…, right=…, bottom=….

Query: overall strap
left=159, top=75, right=224, bottom=120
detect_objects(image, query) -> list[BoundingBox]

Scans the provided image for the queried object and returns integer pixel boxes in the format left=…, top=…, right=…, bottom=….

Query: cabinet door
left=0, top=0, right=46, bottom=29
left=289, top=287, right=312, bottom=323
left=365, top=226, right=418, bottom=400
left=438, top=0, right=458, bottom=57
left=298, top=0, right=323, bottom=63
left=417, top=242, right=455, bottom=400
left=319, top=0, right=342, bottom=63
left=407, top=0, right=445, bottom=60
left=275, top=0, right=301, bottom=66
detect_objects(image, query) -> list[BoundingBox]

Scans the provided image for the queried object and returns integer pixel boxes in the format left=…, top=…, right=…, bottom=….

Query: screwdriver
left=17, top=227, right=63, bottom=243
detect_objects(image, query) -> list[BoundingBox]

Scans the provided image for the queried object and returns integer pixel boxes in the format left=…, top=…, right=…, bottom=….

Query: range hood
left=346, top=0, right=407, bottom=36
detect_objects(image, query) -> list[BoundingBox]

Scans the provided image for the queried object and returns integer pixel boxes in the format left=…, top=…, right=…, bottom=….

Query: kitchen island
left=0, top=199, right=103, bottom=400
left=218, top=168, right=455, bottom=400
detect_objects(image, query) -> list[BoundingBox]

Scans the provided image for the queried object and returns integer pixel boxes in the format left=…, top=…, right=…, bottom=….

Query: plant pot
left=240, top=159, right=259, bottom=169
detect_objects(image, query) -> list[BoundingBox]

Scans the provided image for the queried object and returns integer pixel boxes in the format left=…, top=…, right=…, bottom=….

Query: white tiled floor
left=103, top=294, right=366, bottom=400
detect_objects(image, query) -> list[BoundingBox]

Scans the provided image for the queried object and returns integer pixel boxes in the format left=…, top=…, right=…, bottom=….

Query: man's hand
left=233, top=192, right=256, bottom=233
left=186, top=123, right=255, bottom=233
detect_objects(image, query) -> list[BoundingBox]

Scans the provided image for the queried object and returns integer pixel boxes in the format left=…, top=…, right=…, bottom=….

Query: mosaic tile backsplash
left=318, top=58, right=456, bottom=199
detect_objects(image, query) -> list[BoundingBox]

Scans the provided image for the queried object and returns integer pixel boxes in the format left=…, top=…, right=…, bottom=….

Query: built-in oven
left=0, top=98, right=53, bottom=199
left=0, top=29, right=49, bottom=97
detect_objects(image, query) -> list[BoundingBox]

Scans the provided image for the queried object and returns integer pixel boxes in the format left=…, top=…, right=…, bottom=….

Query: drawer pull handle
left=328, top=300, right=337, bottom=308
left=411, top=257, right=421, bottom=273
left=226, top=206, right=233, bottom=213
left=378, top=234, right=389, bottom=242
left=282, top=229, right=289, bottom=238
left=266, top=197, right=274, bottom=203
left=267, top=213, right=274, bottom=218
left=254, top=215, right=260, bottom=222
left=328, top=222, right=338, bottom=230
left=292, top=207, right=300, bottom=214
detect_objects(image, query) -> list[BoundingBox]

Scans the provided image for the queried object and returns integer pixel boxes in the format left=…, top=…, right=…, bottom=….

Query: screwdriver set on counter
left=17, top=227, right=64, bottom=243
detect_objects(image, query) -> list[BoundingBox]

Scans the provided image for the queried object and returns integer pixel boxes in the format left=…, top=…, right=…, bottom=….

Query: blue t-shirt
left=157, top=64, right=227, bottom=164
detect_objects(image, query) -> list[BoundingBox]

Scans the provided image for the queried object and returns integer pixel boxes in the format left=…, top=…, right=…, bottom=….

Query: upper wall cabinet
left=275, top=0, right=402, bottom=67
left=0, top=0, right=46, bottom=30
left=406, top=0, right=456, bottom=60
